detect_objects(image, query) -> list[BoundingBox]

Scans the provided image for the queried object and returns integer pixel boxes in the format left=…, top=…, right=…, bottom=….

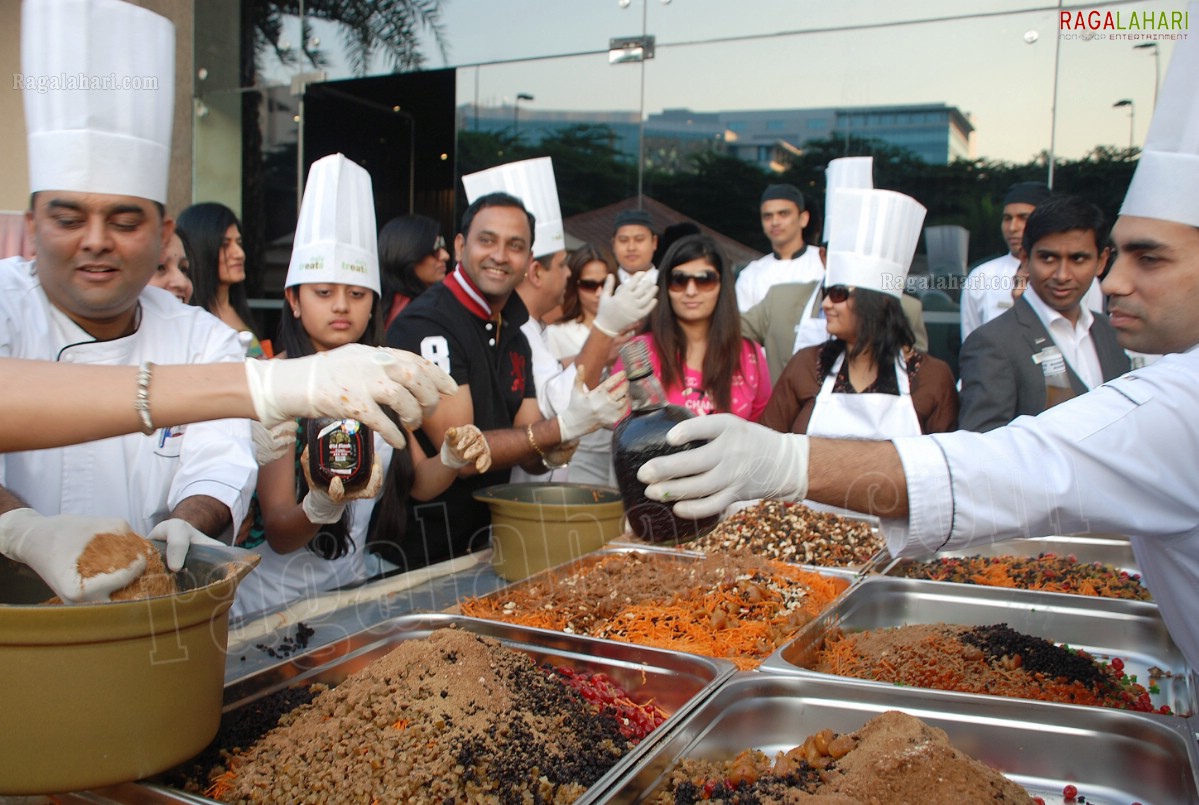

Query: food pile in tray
left=814, top=622, right=1170, bottom=714
left=459, top=550, right=848, bottom=670
left=648, top=710, right=1033, bottom=804
left=683, top=500, right=883, bottom=567
left=182, top=627, right=666, bottom=804
left=895, top=553, right=1151, bottom=600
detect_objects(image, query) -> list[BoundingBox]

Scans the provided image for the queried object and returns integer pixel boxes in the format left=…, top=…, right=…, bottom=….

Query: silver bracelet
left=135, top=362, right=155, bottom=435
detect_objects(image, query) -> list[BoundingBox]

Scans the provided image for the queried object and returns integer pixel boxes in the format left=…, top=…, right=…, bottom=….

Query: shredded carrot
left=900, top=555, right=1150, bottom=600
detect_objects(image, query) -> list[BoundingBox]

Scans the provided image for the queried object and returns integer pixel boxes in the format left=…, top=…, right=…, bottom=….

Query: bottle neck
left=627, top=370, right=669, bottom=411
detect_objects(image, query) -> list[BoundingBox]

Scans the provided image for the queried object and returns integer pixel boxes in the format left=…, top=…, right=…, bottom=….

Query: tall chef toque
left=286, top=154, right=381, bottom=295
left=462, top=157, right=563, bottom=258
left=822, top=157, right=874, bottom=244
left=824, top=189, right=927, bottom=299
left=22, top=0, right=175, bottom=204
left=1121, top=7, right=1199, bottom=227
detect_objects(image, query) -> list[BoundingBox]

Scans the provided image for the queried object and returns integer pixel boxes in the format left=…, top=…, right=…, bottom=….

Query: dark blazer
left=958, top=295, right=1130, bottom=432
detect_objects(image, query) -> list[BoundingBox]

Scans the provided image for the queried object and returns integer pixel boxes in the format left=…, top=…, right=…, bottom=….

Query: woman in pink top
left=618, top=234, right=770, bottom=421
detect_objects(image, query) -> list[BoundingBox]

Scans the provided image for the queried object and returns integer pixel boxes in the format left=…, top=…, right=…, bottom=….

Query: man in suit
left=742, top=281, right=928, bottom=383
left=959, top=195, right=1130, bottom=432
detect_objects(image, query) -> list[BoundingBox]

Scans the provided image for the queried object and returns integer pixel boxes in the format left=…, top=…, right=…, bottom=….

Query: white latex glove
left=556, top=369, right=629, bottom=442
left=593, top=272, right=657, bottom=337
left=244, top=344, right=458, bottom=448
left=148, top=518, right=226, bottom=572
left=441, top=425, right=492, bottom=472
left=251, top=420, right=298, bottom=465
left=636, top=414, right=810, bottom=520
left=0, top=508, right=149, bottom=603
left=302, top=486, right=348, bottom=525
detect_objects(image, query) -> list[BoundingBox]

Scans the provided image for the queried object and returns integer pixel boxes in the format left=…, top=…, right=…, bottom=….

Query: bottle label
left=1034, top=346, right=1067, bottom=377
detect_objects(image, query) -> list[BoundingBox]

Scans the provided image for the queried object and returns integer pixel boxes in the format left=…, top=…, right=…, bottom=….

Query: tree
left=650, top=152, right=768, bottom=249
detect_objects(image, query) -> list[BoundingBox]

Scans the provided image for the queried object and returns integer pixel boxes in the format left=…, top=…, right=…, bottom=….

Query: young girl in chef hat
left=234, top=155, right=487, bottom=619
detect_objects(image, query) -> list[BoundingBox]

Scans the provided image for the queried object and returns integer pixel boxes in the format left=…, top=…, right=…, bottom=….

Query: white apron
left=792, top=287, right=832, bottom=354
left=806, top=352, right=922, bottom=440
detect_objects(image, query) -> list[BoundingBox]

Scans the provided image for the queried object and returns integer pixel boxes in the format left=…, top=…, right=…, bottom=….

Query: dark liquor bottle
left=611, top=340, right=719, bottom=543
left=304, top=418, right=373, bottom=494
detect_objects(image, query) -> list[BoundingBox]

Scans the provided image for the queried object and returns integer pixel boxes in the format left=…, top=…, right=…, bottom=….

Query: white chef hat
left=22, top=0, right=175, bottom=204
left=286, top=154, right=381, bottom=295
left=823, top=157, right=874, bottom=243
left=824, top=189, right=927, bottom=299
left=1121, top=9, right=1199, bottom=227
left=462, top=157, right=564, bottom=258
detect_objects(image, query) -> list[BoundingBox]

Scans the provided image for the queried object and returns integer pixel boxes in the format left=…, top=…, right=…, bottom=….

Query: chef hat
left=462, top=157, right=564, bottom=258
left=22, top=0, right=175, bottom=204
left=1121, top=9, right=1199, bottom=227
left=286, top=154, right=381, bottom=295
left=822, top=157, right=874, bottom=243
left=824, top=189, right=927, bottom=299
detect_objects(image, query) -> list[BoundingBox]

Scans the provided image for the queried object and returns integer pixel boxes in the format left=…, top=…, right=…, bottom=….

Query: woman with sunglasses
left=759, top=191, right=957, bottom=439
left=546, top=244, right=619, bottom=366
left=378, top=214, right=451, bottom=331
left=607, top=234, right=771, bottom=421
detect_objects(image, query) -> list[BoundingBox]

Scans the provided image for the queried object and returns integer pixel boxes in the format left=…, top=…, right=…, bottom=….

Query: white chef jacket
left=617, top=265, right=658, bottom=286
left=891, top=345, right=1199, bottom=670
left=960, top=253, right=1105, bottom=342
left=735, top=247, right=825, bottom=313
left=0, top=257, right=256, bottom=537
left=510, top=317, right=577, bottom=483
left=542, top=319, right=616, bottom=487
left=231, top=435, right=393, bottom=621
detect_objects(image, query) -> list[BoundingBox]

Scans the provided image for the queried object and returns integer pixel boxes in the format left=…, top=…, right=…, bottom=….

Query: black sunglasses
left=668, top=271, right=721, bottom=291
left=576, top=278, right=606, bottom=292
left=825, top=284, right=854, bottom=304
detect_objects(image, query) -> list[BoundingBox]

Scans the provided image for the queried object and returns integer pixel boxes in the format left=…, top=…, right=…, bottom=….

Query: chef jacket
left=0, top=257, right=256, bottom=537
left=509, top=316, right=576, bottom=484
left=890, top=345, right=1199, bottom=670
left=734, top=246, right=825, bottom=313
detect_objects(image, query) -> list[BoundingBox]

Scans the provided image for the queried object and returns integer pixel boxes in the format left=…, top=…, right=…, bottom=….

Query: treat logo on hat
left=342, top=260, right=368, bottom=276
left=301, top=257, right=325, bottom=272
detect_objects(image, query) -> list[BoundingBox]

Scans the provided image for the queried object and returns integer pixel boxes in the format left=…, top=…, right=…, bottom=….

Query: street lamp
left=612, top=0, right=670, bottom=209
left=514, top=92, right=534, bottom=137
left=1113, top=99, right=1135, bottom=152
left=1133, top=42, right=1160, bottom=109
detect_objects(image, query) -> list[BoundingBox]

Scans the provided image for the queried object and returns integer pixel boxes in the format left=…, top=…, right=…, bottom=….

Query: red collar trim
left=446, top=266, right=491, bottom=320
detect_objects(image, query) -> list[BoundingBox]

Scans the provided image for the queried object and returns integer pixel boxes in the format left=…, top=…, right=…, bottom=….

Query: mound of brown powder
left=205, top=627, right=639, bottom=804
left=652, top=710, right=1034, bottom=804
left=48, top=531, right=176, bottom=603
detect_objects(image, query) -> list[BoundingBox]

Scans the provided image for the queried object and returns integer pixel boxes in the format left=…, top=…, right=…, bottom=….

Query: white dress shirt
left=891, top=346, right=1199, bottom=671
left=1022, top=284, right=1104, bottom=390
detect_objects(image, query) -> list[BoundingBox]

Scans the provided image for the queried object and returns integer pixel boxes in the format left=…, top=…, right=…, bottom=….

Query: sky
left=259, top=0, right=1188, bottom=165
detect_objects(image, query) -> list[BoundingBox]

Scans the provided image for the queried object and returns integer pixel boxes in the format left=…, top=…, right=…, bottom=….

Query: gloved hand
left=593, top=272, right=657, bottom=337
left=636, top=414, right=810, bottom=519
left=251, top=420, right=298, bottom=465
left=148, top=518, right=226, bottom=572
left=244, top=344, right=458, bottom=448
left=441, top=424, right=492, bottom=473
left=298, top=447, right=383, bottom=524
left=542, top=439, right=579, bottom=469
left=556, top=369, right=629, bottom=442
left=0, top=508, right=149, bottom=603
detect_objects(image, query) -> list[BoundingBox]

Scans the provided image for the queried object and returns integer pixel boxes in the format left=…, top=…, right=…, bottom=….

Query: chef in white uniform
left=804, top=189, right=927, bottom=441
left=0, top=0, right=255, bottom=558
left=636, top=14, right=1199, bottom=671
left=734, top=183, right=826, bottom=313
left=789, top=158, right=876, bottom=355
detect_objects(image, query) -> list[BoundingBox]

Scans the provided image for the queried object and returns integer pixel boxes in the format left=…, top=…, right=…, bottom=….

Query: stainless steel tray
left=613, top=500, right=888, bottom=574
left=90, top=613, right=736, bottom=805
left=882, top=534, right=1143, bottom=589
left=760, top=576, right=1196, bottom=717
left=600, top=673, right=1199, bottom=805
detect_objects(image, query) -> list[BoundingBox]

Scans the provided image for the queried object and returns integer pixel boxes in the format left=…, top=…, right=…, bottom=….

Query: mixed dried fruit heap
left=651, top=710, right=1034, bottom=804
left=896, top=554, right=1151, bottom=600
left=201, top=627, right=666, bottom=805
left=460, top=550, right=848, bottom=670
left=815, top=623, right=1167, bottom=713
left=685, top=500, right=882, bottom=567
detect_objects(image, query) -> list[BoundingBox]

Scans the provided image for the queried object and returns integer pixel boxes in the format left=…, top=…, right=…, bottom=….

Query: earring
left=292, top=308, right=301, bottom=318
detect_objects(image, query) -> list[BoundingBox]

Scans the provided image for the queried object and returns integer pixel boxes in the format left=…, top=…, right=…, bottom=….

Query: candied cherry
left=1063, top=783, right=1078, bottom=801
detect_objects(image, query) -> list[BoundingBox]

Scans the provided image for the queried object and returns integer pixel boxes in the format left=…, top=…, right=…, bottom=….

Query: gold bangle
left=525, top=423, right=546, bottom=459
left=134, top=362, right=155, bottom=435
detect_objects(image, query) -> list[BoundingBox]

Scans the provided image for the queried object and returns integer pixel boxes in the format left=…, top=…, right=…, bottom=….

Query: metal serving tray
left=760, top=576, right=1196, bottom=717
left=600, top=673, right=1199, bottom=805
left=883, top=534, right=1143, bottom=589
left=80, top=613, right=735, bottom=805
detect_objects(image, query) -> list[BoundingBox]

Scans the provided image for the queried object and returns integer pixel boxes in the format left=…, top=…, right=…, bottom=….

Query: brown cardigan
left=759, top=344, right=959, bottom=435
